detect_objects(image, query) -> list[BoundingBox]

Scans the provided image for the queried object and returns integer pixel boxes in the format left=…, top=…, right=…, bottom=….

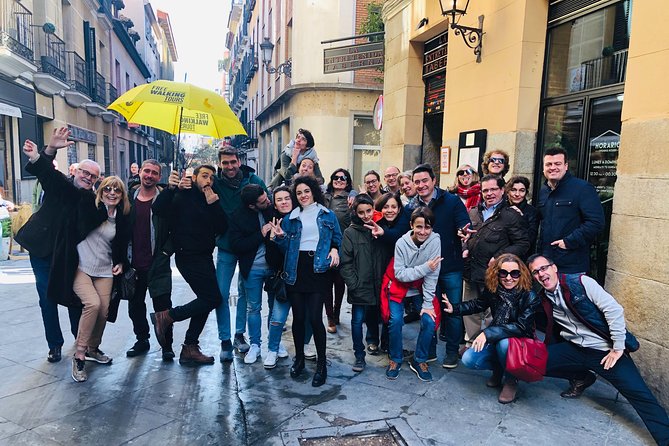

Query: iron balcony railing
left=581, top=48, right=628, bottom=90
left=93, top=71, right=106, bottom=105
left=107, top=83, right=118, bottom=103
left=34, top=27, right=67, bottom=82
left=66, top=51, right=89, bottom=95
left=0, top=0, right=34, bottom=62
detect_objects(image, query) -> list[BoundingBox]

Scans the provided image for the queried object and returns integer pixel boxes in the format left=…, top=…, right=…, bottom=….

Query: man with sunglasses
left=16, top=127, right=98, bottom=363
left=481, top=150, right=510, bottom=178
left=528, top=254, right=669, bottom=445
left=538, top=147, right=604, bottom=274
left=125, top=159, right=174, bottom=360
left=461, top=175, right=530, bottom=357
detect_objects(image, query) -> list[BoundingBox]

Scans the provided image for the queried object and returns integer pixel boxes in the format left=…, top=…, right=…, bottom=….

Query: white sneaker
left=304, top=343, right=317, bottom=360
left=278, top=342, right=289, bottom=358
left=244, top=344, right=261, bottom=364
left=263, top=350, right=278, bottom=369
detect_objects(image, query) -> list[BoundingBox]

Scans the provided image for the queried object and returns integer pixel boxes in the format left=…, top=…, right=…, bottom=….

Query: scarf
left=219, top=169, right=243, bottom=190
left=491, top=285, right=523, bottom=326
left=457, top=183, right=481, bottom=211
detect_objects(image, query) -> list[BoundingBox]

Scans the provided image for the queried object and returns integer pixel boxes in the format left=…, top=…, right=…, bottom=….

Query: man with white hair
left=16, top=127, right=100, bottom=363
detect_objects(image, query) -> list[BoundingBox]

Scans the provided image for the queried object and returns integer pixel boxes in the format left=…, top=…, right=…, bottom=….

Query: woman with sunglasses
left=443, top=254, right=540, bottom=403
left=448, top=164, right=481, bottom=211
left=323, top=168, right=354, bottom=333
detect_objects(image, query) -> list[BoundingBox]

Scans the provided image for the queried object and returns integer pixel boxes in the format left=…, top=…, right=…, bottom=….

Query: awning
left=0, top=102, right=22, bottom=118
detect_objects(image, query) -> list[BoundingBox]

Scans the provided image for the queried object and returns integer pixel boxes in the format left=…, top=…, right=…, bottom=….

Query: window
left=352, top=116, right=381, bottom=187
left=87, top=144, right=96, bottom=161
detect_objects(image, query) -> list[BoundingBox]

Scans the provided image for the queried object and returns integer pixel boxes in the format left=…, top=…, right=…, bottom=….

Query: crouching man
left=528, top=254, right=669, bottom=445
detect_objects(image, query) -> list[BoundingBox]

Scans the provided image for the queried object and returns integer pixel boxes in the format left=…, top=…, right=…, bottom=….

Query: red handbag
left=506, top=337, right=548, bottom=382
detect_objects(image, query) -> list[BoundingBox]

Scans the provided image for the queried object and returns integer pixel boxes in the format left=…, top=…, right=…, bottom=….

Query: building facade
left=225, top=0, right=384, bottom=186
left=381, top=0, right=669, bottom=406
left=0, top=0, right=177, bottom=204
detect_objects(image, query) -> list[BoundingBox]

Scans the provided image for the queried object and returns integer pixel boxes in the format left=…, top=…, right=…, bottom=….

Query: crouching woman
left=443, top=253, right=540, bottom=403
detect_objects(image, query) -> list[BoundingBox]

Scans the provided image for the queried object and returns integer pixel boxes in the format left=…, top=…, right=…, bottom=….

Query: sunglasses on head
left=490, top=157, right=505, bottom=165
left=102, top=186, right=122, bottom=194
left=332, top=175, right=347, bottom=181
left=457, top=169, right=473, bottom=176
left=498, top=269, right=521, bottom=279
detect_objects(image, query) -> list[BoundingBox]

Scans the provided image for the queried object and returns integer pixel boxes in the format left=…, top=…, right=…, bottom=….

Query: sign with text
left=588, top=130, right=620, bottom=198
left=323, top=41, right=384, bottom=74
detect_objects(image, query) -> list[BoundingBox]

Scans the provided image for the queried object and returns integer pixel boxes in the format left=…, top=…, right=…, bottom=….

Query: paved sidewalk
left=0, top=257, right=654, bottom=445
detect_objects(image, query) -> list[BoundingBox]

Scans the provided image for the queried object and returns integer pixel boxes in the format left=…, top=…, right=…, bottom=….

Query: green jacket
left=340, top=222, right=385, bottom=306
left=213, top=165, right=267, bottom=252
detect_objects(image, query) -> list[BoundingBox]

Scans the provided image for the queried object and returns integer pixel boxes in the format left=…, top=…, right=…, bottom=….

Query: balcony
left=85, top=71, right=107, bottom=115
left=107, top=83, right=118, bottom=103
left=242, top=47, right=258, bottom=84
left=581, top=49, right=628, bottom=91
left=0, top=0, right=37, bottom=78
left=32, top=26, right=69, bottom=95
left=64, top=51, right=90, bottom=108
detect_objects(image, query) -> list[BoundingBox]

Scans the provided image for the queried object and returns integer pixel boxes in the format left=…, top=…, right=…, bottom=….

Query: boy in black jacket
left=150, top=165, right=228, bottom=365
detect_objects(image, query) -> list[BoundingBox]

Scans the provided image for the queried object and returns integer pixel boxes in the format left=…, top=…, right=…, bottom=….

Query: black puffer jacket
left=229, top=205, right=274, bottom=279
left=452, top=288, right=540, bottom=342
left=465, top=201, right=530, bottom=283
left=339, top=220, right=385, bottom=306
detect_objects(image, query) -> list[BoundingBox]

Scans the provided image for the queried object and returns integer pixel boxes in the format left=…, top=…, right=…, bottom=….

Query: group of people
left=18, top=127, right=668, bottom=444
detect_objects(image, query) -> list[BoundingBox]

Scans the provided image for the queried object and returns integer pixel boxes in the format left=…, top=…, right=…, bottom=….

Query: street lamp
left=438, top=0, right=484, bottom=63
left=259, top=37, right=292, bottom=78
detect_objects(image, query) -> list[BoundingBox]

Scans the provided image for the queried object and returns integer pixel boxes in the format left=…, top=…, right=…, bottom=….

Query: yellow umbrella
left=107, top=80, right=246, bottom=138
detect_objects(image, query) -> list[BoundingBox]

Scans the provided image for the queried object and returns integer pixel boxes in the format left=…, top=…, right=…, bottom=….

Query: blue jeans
left=546, top=342, right=669, bottom=445
left=461, top=338, right=509, bottom=371
left=437, top=270, right=464, bottom=355
left=241, top=267, right=272, bottom=347
left=388, top=296, right=434, bottom=364
left=267, top=298, right=290, bottom=352
left=214, top=250, right=248, bottom=342
left=351, top=304, right=367, bottom=360
left=30, top=254, right=81, bottom=349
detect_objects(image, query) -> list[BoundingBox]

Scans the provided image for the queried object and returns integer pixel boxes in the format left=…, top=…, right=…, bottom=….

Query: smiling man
left=528, top=254, right=669, bottom=445
left=537, top=147, right=604, bottom=274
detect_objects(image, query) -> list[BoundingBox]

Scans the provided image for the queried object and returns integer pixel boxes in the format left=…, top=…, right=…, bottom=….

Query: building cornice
left=256, top=82, right=383, bottom=122
left=113, top=19, right=151, bottom=78
left=383, top=0, right=413, bottom=22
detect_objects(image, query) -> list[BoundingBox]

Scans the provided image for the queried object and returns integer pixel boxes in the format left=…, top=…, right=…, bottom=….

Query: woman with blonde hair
left=448, top=165, right=481, bottom=211
left=69, top=176, right=131, bottom=382
left=443, top=253, right=540, bottom=403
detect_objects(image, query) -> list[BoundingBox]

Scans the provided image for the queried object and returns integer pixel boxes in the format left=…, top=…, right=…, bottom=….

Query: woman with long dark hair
left=323, top=168, right=353, bottom=333
left=443, top=253, right=540, bottom=403
left=271, top=176, right=342, bottom=387
left=505, top=175, right=539, bottom=253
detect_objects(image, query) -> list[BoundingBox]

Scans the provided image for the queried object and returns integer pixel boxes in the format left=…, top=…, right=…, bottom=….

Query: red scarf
left=457, top=183, right=481, bottom=211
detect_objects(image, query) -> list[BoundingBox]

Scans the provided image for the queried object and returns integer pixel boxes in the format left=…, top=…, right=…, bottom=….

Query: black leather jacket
left=453, top=288, right=540, bottom=343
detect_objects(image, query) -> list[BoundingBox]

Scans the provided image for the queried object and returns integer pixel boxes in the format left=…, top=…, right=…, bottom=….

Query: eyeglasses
left=489, top=157, right=505, bottom=165
left=365, top=179, right=379, bottom=185
left=332, top=175, right=347, bottom=182
left=384, top=172, right=399, bottom=179
left=78, top=168, right=99, bottom=181
left=498, top=269, right=521, bottom=279
left=531, top=263, right=554, bottom=276
left=102, top=186, right=122, bottom=194
left=457, top=169, right=473, bottom=176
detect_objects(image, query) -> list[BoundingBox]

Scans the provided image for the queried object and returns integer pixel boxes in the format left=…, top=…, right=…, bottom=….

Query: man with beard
left=150, top=165, right=228, bottom=365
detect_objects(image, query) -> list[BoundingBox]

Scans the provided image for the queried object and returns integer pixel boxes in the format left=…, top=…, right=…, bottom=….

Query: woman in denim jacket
left=272, top=175, right=342, bottom=387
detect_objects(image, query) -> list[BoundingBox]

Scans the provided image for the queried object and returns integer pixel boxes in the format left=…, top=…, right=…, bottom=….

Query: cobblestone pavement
left=0, top=257, right=654, bottom=445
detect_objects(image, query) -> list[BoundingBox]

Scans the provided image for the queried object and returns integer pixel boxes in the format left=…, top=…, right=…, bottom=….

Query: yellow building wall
left=606, top=0, right=669, bottom=407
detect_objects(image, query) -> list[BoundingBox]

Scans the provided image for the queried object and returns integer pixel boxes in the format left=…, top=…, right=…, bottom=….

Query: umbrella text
left=150, top=86, right=186, bottom=104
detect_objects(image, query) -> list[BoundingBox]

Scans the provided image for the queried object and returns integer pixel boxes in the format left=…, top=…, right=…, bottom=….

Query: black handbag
left=264, top=271, right=288, bottom=303
left=107, top=267, right=136, bottom=323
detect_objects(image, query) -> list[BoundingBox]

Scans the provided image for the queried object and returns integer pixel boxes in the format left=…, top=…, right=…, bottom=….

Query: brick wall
left=354, top=0, right=383, bottom=87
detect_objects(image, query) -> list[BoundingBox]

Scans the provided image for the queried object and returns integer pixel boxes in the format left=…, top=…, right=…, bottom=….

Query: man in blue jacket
left=409, top=163, right=471, bottom=368
left=537, top=147, right=604, bottom=274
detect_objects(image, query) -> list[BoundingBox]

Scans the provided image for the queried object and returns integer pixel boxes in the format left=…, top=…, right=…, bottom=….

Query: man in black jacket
left=15, top=127, right=91, bottom=363
left=228, top=184, right=274, bottom=364
left=150, top=165, right=228, bottom=365
left=462, top=175, right=529, bottom=352
left=125, top=159, right=174, bottom=360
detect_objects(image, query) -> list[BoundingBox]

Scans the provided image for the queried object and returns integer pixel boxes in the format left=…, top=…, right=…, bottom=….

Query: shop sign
left=323, top=41, right=384, bottom=74
left=423, top=32, right=448, bottom=78
left=67, top=124, right=97, bottom=145
left=588, top=130, right=619, bottom=198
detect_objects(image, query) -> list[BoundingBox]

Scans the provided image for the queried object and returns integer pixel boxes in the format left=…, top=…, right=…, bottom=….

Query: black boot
left=290, top=356, right=305, bottom=378
left=312, top=360, right=327, bottom=387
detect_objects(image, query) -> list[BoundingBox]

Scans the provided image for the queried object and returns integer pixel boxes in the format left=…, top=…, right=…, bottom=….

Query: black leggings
left=290, top=291, right=326, bottom=362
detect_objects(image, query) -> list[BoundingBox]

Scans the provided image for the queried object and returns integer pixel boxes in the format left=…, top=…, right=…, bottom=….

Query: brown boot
left=326, top=319, right=337, bottom=334
left=498, top=377, right=518, bottom=404
left=486, top=367, right=503, bottom=388
left=179, top=344, right=214, bottom=366
left=150, top=310, right=173, bottom=349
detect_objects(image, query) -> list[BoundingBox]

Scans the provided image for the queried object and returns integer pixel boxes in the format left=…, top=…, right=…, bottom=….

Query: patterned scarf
left=218, top=169, right=243, bottom=190
left=457, top=183, right=481, bottom=211
left=491, top=285, right=523, bottom=326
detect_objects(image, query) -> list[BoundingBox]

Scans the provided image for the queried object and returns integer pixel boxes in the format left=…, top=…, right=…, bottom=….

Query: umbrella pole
left=175, top=105, right=185, bottom=174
